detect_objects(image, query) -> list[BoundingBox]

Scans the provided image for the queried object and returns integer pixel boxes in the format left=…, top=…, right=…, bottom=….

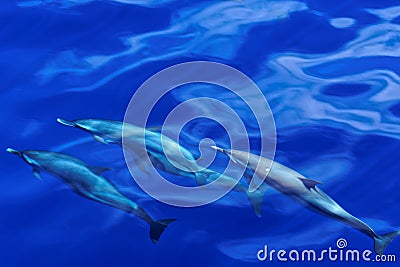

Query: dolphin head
left=6, top=148, right=22, bottom=157
left=7, top=148, right=42, bottom=168
left=57, top=118, right=123, bottom=144
left=57, top=118, right=95, bottom=132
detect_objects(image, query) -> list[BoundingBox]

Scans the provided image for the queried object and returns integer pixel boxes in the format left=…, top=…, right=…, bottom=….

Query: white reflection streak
left=257, top=12, right=400, bottom=137
left=36, top=1, right=308, bottom=91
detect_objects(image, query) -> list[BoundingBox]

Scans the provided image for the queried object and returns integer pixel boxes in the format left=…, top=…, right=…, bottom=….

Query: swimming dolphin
left=6, top=148, right=175, bottom=244
left=212, top=146, right=400, bottom=255
left=57, top=118, right=265, bottom=216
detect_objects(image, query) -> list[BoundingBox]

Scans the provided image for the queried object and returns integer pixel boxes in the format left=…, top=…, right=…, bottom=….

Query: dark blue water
left=1, top=1, right=400, bottom=266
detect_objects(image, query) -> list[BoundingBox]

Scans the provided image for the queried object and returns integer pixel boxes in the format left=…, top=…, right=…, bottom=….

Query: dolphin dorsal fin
left=33, top=169, right=42, bottom=180
left=298, top=177, right=321, bottom=190
left=89, top=166, right=112, bottom=175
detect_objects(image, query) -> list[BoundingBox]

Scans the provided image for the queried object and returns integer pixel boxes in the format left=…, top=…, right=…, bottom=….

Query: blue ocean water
left=1, top=0, right=400, bottom=266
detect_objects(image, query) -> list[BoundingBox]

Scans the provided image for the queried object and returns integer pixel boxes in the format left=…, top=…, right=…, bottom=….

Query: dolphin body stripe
left=213, top=146, right=400, bottom=255
left=7, top=148, right=175, bottom=244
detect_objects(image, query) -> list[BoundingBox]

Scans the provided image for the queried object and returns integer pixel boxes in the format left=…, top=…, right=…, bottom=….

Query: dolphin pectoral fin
left=33, top=169, right=42, bottom=180
left=89, top=166, right=112, bottom=175
left=93, top=135, right=119, bottom=145
left=246, top=183, right=267, bottom=217
left=149, top=219, right=176, bottom=244
left=93, top=135, right=108, bottom=144
left=298, top=177, right=321, bottom=190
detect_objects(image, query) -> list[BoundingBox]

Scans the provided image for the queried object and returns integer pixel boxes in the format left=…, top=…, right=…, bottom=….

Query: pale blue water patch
left=366, top=5, right=400, bottom=21
left=306, top=56, right=400, bottom=78
left=329, top=17, right=356, bottom=29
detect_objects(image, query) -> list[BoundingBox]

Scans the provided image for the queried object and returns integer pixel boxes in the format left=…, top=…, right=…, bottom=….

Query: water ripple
left=18, top=0, right=175, bottom=9
left=35, top=0, right=308, bottom=92
left=255, top=11, right=400, bottom=138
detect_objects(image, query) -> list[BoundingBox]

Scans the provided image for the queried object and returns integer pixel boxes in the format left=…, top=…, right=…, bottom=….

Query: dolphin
left=212, top=146, right=400, bottom=255
left=57, top=118, right=266, bottom=216
left=57, top=118, right=200, bottom=175
left=6, top=148, right=175, bottom=244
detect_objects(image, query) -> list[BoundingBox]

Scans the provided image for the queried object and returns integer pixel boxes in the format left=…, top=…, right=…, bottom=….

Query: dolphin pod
left=6, top=148, right=175, bottom=244
left=212, top=146, right=400, bottom=255
left=7, top=117, right=399, bottom=253
left=57, top=118, right=265, bottom=216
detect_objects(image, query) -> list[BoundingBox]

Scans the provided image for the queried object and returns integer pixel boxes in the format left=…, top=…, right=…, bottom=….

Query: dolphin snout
left=57, top=118, right=76, bottom=127
left=211, top=145, right=226, bottom=153
left=6, top=148, right=22, bottom=157
left=211, top=146, right=239, bottom=164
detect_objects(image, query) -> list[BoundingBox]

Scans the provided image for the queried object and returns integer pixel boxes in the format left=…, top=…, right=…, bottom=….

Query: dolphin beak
left=6, top=148, right=22, bottom=157
left=211, top=145, right=239, bottom=164
left=57, top=118, right=76, bottom=127
left=210, top=145, right=225, bottom=153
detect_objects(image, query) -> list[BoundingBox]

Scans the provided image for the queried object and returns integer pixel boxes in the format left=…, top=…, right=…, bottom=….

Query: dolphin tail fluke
left=245, top=184, right=267, bottom=217
left=374, top=230, right=400, bottom=255
left=149, top=219, right=176, bottom=244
